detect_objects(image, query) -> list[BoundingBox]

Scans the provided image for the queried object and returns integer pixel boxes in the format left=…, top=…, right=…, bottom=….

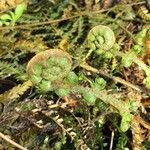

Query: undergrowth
left=0, top=0, right=150, bottom=150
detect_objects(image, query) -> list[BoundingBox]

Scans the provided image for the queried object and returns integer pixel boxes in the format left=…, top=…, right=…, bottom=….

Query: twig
left=0, top=132, right=27, bottom=150
left=0, top=15, right=79, bottom=30
left=80, top=62, right=142, bottom=92
left=109, top=130, right=114, bottom=150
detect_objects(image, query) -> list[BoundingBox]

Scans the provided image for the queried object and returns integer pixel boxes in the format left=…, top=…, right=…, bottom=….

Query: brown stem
left=80, top=62, right=142, bottom=92
left=0, top=132, right=27, bottom=150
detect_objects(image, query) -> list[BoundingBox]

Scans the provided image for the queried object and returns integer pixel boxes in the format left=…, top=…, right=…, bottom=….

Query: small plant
left=0, top=2, right=26, bottom=26
left=27, top=48, right=136, bottom=132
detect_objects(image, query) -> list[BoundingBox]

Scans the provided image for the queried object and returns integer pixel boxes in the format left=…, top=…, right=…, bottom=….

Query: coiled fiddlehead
left=26, top=49, right=134, bottom=132
left=87, top=25, right=115, bottom=54
left=26, top=49, right=72, bottom=92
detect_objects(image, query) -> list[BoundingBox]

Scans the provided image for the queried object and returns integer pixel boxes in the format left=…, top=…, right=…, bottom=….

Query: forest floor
left=0, top=0, right=150, bottom=150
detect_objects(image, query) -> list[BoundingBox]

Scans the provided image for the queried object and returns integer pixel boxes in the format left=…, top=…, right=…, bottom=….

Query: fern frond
left=13, top=38, right=48, bottom=53
left=71, top=16, right=84, bottom=44
left=63, top=17, right=84, bottom=44
left=0, top=80, right=33, bottom=103
left=0, top=61, right=20, bottom=77
left=0, top=61, right=27, bottom=80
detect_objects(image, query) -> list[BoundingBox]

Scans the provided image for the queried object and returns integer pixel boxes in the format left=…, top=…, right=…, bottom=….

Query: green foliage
left=32, top=64, right=42, bottom=76
left=31, top=75, right=42, bottom=84
left=121, top=52, right=135, bottom=67
left=0, top=1, right=149, bottom=149
left=0, top=61, right=27, bottom=80
left=82, top=89, right=97, bottom=105
left=0, top=80, right=33, bottom=103
left=54, top=132, right=67, bottom=150
left=120, top=112, right=132, bottom=132
left=38, top=80, right=53, bottom=92
left=115, top=133, right=129, bottom=150
left=144, top=76, right=150, bottom=89
left=64, top=71, right=78, bottom=85
left=91, top=77, right=106, bottom=90
left=0, top=61, right=19, bottom=77
left=135, top=28, right=147, bottom=45
left=55, top=88, right=70, bottom=97
left=0, top=2, right=26, bottom=26
left=131, top=45, right=144, bottom=55
left=128, top=100, right=139, bottom=113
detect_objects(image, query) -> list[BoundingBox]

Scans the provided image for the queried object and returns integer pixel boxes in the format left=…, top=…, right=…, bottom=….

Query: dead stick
left=80, top=62, right=142, bottom=92
left=0, top=132, right=27, bottom=150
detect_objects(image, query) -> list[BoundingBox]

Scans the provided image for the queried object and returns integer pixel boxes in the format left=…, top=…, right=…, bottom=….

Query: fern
left=14, top=38, right=48, bottom=53
left=71, top=16, right=85, bottom=44
left=0, top=61, right=27, bottom=80
left=0, top=61, right=20, bottom=77
left=0, top=80, right=33, bottom=103
left=62, top=17, right=84, bottom=43
left=115, top=133, right=128, bottom=150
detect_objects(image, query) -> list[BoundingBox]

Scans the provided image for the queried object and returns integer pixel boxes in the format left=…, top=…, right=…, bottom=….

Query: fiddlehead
left=26, top=49, right=72, bottom=92
left=26, top=49, right=135, bottom=132
left=87, top=25, right=115, bottom=54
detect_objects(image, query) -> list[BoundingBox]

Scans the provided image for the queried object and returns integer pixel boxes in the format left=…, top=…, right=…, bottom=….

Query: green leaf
left=31, top=75, right=42, bottom=84
left=135, top=29, right=147, bottom=45
left=47, top=58, right=55, bottom=67
left=38, top=80, right=53, bottom=92
left=14, top=2, right=26, bottom=21
left=3, top=21, right=10, bottom=26
left=8, top=11, right=16, bottom=24
left=83, top=90, right=96, bottom=105
left=120, top=113, right=132, bottom=132
left=132, top=45, right=143, bottom=54
left=128, top=100, right=139, bottom=113
left=0, top=14, right=12, bottom=21
left=32, top=64, right=42, bottom=76
left=92, top=77, right=106, bottom=90
left=103, top=51, right=113, bottom=59
left=121, top=52, right=134, bottom=68
left=55, top=88, right=70, bottom=97
left=144, top=76, right=150, bottom=89
left=59, top=57, right=68, bottom=67
left=55, top=142, right=62, bottom=150
left=65, top=71, right=78, bottom=85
